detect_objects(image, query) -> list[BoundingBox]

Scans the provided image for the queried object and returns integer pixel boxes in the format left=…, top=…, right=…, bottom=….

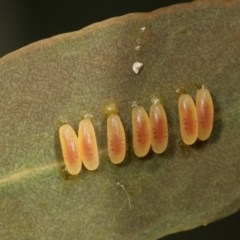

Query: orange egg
left=59, top=124, right=82, bottom=175
left=149, top=101, right=168, bottom=153
left=132, top=105, right=151, bottom=157
left=178, top=94, right=198, bottom=145
left=107, top=114, right=126, bottom=164
left=196, top=85, right=214, bottom=141
left=78, top=118, right=99, bottom=171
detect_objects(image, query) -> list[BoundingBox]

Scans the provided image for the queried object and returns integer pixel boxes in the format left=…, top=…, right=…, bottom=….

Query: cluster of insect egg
left=59, top=116, right=99, bottom=175
left=105, top=98, right=168, bottom=161
left=131, top=98, right=168, bottom=157
left=59, top=98, right=168, bottom=175
left=59, top=84, right=213, bottom=176
left=178, top=85, right=214, bottom=145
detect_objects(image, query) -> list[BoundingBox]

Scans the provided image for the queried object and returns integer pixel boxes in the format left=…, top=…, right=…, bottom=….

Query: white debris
left=151, top=96, right=160, bottom=105
left=131, top=100, right=138, bottom=108
left=132, top=62, right=143, bottom=74
left=117, top=182, right=132, bottom=210
left=135, top=45, right=141, bottom=51
left=140, top=26, right=146, bottom=32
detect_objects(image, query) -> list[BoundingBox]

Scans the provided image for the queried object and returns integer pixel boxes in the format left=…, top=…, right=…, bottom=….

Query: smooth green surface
left=0, top=0, right=240, bottom=239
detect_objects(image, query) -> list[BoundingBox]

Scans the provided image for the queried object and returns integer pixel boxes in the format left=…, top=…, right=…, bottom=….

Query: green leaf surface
left=0, top=0, right=240, bottom=239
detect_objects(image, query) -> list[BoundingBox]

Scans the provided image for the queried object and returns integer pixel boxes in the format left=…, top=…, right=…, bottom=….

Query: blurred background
left=0, top=1, right=239, bottom=239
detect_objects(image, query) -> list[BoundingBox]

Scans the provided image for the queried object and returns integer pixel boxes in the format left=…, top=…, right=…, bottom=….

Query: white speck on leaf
left=140, top=26, right=146, bottom=32
left=131, top=100, right=138, bottom=108
left=132, top=62, right=143, bottom=74
left=135, top=45, right=141, bottom=51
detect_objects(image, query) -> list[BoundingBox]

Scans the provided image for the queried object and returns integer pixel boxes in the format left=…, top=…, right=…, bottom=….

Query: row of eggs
left=59, top=85, right=214, bottom=176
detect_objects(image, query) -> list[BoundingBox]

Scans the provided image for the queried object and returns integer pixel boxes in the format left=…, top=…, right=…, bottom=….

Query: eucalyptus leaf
left=1, top=0, right=240, bottom=239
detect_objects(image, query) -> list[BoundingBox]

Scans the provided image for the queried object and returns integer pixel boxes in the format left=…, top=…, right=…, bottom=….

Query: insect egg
left=178, top=93, right=198, bottom=145
left=149, top=98, right=168, bottom=154
left=196, top=85, right=214, bottom=141
left=59, top=124, right=82, bottom=175
left=104, top=101, right=126, bottom=164
left=132, top=105, right=151, bottom=157
left=78, top=117, right=99, bottom=171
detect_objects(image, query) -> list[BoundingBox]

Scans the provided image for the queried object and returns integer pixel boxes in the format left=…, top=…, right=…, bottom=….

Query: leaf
left=0, top=0, right=240, bottom=239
